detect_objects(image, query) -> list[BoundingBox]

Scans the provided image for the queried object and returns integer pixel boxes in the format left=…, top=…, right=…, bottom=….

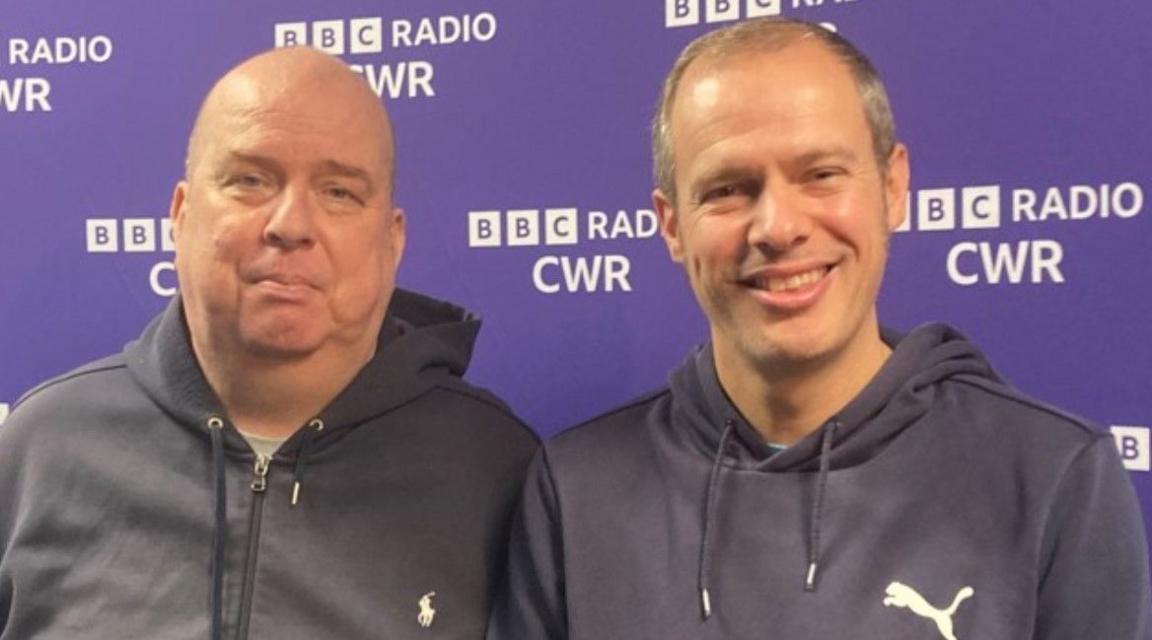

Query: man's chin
left=735, top=328, right=842, bottom=375
left=241, top=340, right=323, bottom=362
left=236, top=323, right=328, bottom=362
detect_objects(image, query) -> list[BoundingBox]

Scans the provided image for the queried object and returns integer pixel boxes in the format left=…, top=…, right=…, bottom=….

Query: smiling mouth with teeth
left=749, top=267, right=830, bottom=293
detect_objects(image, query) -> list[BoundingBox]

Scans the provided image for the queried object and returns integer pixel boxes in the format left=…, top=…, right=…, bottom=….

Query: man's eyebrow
left=691, top=164, right=761, bottom=189
left=317, top=160, right=372, bottom=182
left=316, top=160, right=377, bottom=195
left=792, top=146, right=861, bottom=166
left=220, top=152, right=281, bottom=174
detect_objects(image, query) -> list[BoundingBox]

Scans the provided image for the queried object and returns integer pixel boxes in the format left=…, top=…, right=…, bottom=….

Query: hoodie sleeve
left=487, top=448, right=569, bottom=640
left=1035, top=435, right=1151, bottom=639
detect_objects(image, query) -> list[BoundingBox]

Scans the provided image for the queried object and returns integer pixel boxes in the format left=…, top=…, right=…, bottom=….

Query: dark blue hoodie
left=0, top=289, right=538, bottom=639
left=489, top=324, right=1150, bottom=639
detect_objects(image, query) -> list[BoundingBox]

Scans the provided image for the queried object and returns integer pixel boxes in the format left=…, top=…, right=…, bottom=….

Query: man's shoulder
left=11, top=353, right=130, bottom=416
left=1, top=353, right=130, bottom=451
left=420, top=378, right=540, bottom=445
left=945, top=372, right=1108, bottom=449
left=545, top=387, right=672, bottom=460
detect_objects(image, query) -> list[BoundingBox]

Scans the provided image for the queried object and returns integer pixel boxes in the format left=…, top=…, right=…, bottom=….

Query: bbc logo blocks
left=275, top=19, right=384, bottom=55
left=469, top=209, right=579, bottom=248
left=665, top=0, right=781, bottom=28
left=915, top=186, right=1001, bottom=232
left=85, top=219, right=174, bottom=253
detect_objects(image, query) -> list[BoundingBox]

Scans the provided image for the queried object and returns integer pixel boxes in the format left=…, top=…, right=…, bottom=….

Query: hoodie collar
left=671, top=323, right=1001, bottom=472
left=125, top=288, right=483, bottom=442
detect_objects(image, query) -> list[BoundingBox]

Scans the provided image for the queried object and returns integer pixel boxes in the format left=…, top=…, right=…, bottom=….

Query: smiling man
left=488, top=19, right=1150, bottom=640
left=0, top=48, right=537, bottom=638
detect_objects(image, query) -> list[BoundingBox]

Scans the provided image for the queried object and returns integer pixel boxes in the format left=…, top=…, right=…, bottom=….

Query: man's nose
left=263, top=187, right=316, bottom=250
left=746, top=186, right=812, bottom=252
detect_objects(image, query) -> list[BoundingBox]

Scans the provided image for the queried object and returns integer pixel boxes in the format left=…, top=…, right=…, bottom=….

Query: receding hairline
left=659, top=22, right=819, bottom=128
left=182, top=47, right=395, bottom=183
left=653, top=19, right=897, bottom=204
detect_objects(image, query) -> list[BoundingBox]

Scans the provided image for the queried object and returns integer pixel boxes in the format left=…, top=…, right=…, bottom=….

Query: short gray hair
left=652, top=19, right=896, bottom=204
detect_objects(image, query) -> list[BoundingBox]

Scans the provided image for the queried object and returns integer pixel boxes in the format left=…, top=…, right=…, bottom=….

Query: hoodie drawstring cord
left=206, top=417, right=226, bottom=640
left=291, top=419, right=325, bottom=507
left=698, top=419, right=735, bottom=620
left=805, top=419, right=839, bottom=593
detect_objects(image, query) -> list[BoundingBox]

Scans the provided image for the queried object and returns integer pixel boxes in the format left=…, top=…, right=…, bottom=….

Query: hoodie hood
left=670, top=323, right=1002, bottom=472
left=123, top=287, right=487, bottom=640
left=125, top=287, right=481, bottom=440
left=677, top=323, right=1005, bottom=609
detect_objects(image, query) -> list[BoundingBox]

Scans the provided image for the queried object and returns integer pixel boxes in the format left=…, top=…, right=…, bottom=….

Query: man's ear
left=653, top=188, right=685, bottom=263
left=170, top=181, right=189, bottom=243
left=884, top=143, right=910, bottom=232
left=389, top=207, right=406, bottom=269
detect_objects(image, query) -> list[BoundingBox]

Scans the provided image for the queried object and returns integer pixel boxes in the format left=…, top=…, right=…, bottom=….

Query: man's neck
left=194, top=337, right=377, bottom=439
left=714, top=327, right=891, bottom=446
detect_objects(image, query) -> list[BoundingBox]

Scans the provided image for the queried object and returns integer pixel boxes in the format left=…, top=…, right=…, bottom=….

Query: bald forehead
left=185, top=47, right=393, bottom=179
left=682, top=37, right=842, bottom=91
left=221, top=47, right=373, bottom=103
left=669, top=40, right=856, bottom=129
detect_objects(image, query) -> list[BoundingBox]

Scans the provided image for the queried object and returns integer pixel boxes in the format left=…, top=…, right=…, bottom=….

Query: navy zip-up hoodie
left=0, top=289, right=538, bottom=639
left=489, top=324, right=1150, bottom=639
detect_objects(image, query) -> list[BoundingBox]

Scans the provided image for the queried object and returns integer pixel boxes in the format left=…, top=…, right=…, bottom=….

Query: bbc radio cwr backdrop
left=2, top=2, right=1150, bottom=558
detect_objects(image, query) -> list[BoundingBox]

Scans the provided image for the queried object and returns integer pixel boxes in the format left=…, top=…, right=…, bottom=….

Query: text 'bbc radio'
left=274, top=13, right=497, bottom=100
left=901, top=182, right=1143, bottom=286
left=468, top=208, right=658, bottom=294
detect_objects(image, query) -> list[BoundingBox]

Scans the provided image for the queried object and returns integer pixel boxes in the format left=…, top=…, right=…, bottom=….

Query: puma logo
left=883, top=581, right=973, bottom=640
left=417, top=591, right=436, bottom=628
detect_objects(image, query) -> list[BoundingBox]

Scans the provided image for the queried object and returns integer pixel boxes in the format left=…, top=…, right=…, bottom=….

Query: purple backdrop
left=3, top=1, right=1150, bottom=554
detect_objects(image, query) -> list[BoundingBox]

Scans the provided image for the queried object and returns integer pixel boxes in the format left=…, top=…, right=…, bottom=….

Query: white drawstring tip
left=805, top=562, right=818, bottom=592
left=701, top=588, right=712, bottom=619
left=291, top=481, right=301, bottom=507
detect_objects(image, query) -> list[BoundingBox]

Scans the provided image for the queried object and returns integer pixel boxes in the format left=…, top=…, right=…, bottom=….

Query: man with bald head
left=0, top=47, right=537, bottom=638
left=489, top=18, right=1149, bottom=639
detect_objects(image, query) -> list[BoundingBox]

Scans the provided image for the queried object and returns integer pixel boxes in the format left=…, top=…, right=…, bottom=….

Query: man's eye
left=225, top=174, right=266, bottom=188
left=809, top=167, right=845, bottom=181
left=701, top=184, right=742, bottom=202
left=324, top=186, right=362, bottom=203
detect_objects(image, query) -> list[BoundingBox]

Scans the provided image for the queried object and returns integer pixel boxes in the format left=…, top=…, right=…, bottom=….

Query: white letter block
left=917, top=188, right=956, bottom=231
left=962, top=185, right=1002, bottom=230
left=86, top=218, right=118, bottom=253
left=349, top=18, right=384, bottom=54
left=123, top=218, right=156, bottom=253
left=312, top=20, right=346, bottom=55
left=1112, top=426, right=1151, bottom=472
left=506, top=210, right=540, bottom=247
left=747, top=0, right=783, bottom=17
left=666, top=0, right=700, bottom=28
left=468, top=210, right=502, bottom=247
left=274, top=22, right=308, bottom=48
left=545, top=208, right=579, bottom=246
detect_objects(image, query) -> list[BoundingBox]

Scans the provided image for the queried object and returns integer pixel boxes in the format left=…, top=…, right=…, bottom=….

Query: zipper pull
left=251, top=454, right=270, bottom=492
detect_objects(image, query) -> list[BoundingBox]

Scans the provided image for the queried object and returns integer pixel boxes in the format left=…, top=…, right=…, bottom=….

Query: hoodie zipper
left=236, top=454, right=270, bottom=639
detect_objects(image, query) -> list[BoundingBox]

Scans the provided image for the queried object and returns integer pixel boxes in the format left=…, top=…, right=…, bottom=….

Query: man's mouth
left=262, top=274, right=314, bottom=287
left=746, top=266, right=831, bottom=293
